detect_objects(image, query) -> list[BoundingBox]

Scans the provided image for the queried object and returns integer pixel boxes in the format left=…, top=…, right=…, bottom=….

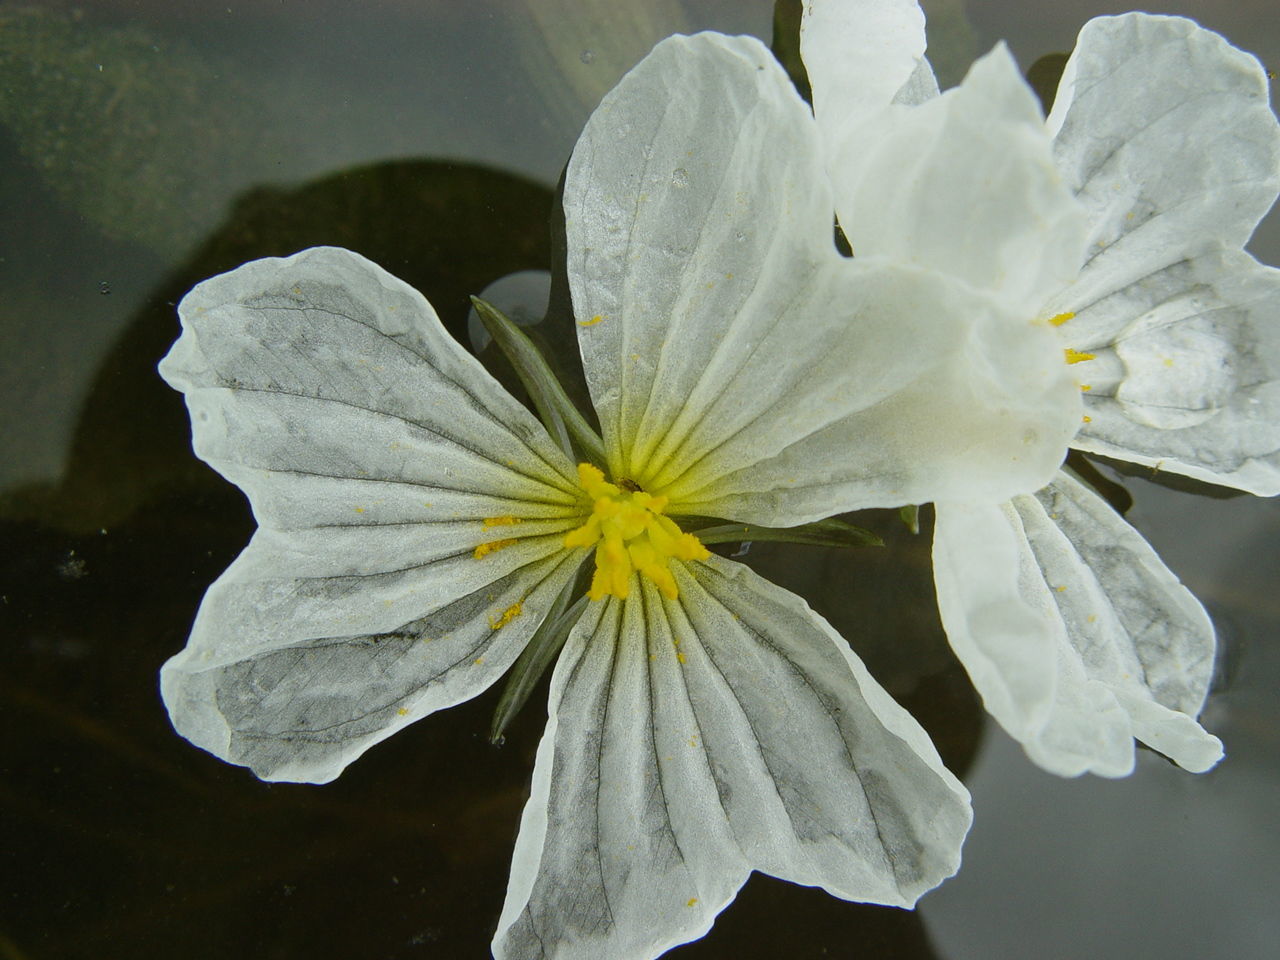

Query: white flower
left=158, top=27, right=1090, bottom=960
left=800, top=0, right=1280, bottom=776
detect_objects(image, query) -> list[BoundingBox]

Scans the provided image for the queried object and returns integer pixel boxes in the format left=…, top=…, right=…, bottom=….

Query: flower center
left=564, top=463, right=709, bottom=601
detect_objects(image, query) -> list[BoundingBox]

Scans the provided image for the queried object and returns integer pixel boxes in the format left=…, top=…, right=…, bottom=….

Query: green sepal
left=470, top=296, right=607, bottom=467
left=489, top=587, right=589, bottom=745
left=899, top=504, right=920, bottom=535
left=692, top=516, right=882, bottom=549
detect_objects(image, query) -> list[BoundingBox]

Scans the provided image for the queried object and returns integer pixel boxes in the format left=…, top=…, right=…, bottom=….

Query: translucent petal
left=564, top=32, right=835, bottom=482
left=494, top=557, right=971, bottom=959
left=932, top=499, right=1061, bottom=741
left=158, top=247, right=587, bottom=782
left=566, top=34, right=1080, bottom=522
left=1067, top=248, right=1280, bottom=495
left=162, top=545, right=581, bottom=784
left=800, top=0, right=928, bottom=147
left=1045, top=14, right=1280, bottom=312
left=933, top=473, right=1222, bottom=778
left=891, top=57, right=939, bottom=107
left=827, top=44, right=1090, bottom=307
left=658, top=259, right=1082, bottom=522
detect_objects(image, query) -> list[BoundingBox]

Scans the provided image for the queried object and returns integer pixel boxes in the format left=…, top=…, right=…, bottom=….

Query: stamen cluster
left=564, top=463, right=710, bottom=600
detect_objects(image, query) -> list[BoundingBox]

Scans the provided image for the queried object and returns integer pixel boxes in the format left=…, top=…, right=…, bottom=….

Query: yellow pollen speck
left=397, top=707, right=409, bottom=716
left=1048, top=312, right=1075, bottom=327
left=483, top=515, right=519, bottom=528
left=1056, top=585, right=1068, bottom=592
left=1163, top=357, right=1175, bottom=367
left=1081, top=384, right=1093, bottom=392
left=488, top=602, right=523, bottom=630
left=687, top=898, right=698, bottom=908
left=579, top=314, right=605, bottom=327
left=474, top=657, right=485, bottom=665
left=1087, top=615, right=1097, bottom=623
left=1064, top=348, right=1095, bottom=364
left=474, top=538, right=518, bottom=559
left=564, top=463, right=709, bottom=602
left=1082, top=415, right=1093, bottom=423
left=677, top=651, right=687, bottom=664
left=354, top=506, right=365, bottom=514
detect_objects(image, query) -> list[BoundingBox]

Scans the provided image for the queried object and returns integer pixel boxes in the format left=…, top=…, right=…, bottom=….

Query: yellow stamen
left=1048, top=311, right=1075, bottom=327
left=564, top=463, right=710, bottom=601
left=474, top=538, right=518, bottom=559
left=1064, top=348, right=1095, bottom=364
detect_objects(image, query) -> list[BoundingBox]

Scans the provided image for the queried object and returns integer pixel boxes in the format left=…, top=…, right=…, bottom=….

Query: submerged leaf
left=471, top=296, right=607, bottom=466
left=490, top=592, right=589, bottom=745
left=694, top=516, right=882, bottom=549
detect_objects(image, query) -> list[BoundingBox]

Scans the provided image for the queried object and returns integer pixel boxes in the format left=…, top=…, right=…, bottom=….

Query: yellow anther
left=1048, top=311, right=1075, bottom=327
left=564, top=462, right=710, bottom=601
left=474, top=538, right=518, bottom=559
left=1064, top=348, right=1095, bottom=364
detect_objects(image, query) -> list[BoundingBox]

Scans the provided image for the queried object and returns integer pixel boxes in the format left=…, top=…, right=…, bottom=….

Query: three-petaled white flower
left=158, top=22, right=1095, bottom=960
left=800, top=0, right=1280, bottom=776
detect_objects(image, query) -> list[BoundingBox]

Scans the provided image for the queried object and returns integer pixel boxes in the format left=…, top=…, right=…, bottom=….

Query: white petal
left=828, top=44, right=1089, bottom=307
left=800, top=0, right=928, bottom=146
left=659, top=260, right=1082, bottom=522
left=160, top=247, right=582, bottom=512
left=566, top=34, right=1080, bottom=521
left=933, top=473, right=1222, bottom=778
left=1023, top=473, right=1221, bottom=772
left=162, top=544, right=581, bottom=784
left=494, top=557, right=971, bottom=959
left=1046, top=14, right=1280, bottom=311
left=158, top=246, right=587, bottom=782
left=1067, top=249, right=1280, bottom=495
left=564, top=32, right=835, bottom=482
left=932, top=500, right=1060, bottom=740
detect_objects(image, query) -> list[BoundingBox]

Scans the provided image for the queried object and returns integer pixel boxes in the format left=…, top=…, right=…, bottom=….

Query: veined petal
left=653, top=259, right=1082, bottom=523
left=158, top=246, right=589, bottom=782
left=564, top=32, right=837, bottom=483
left=565, top=34, right=1079, bottom=521
left=162, top=543, right=582, bottom=784
left=161, top=247, right=582, bottom=510
left=1068, top=248, right=1280, bottom=495
left=934, top=473, right=1222, bottom=778
left=800, top=0, right=928, bottom=148
left=1044, top=14, right=1280, bottom=313
left=827, top=43, right=1089, bottom=307
left=1024, top=474, right=1221, bottom=772
left=494, top=557, right=970, bottom=959
left=932, top=500, right=1060, bottom=741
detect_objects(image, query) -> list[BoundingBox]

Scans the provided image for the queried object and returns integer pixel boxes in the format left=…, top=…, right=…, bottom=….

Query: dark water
left=2, top=2, right=1277, bottom=958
